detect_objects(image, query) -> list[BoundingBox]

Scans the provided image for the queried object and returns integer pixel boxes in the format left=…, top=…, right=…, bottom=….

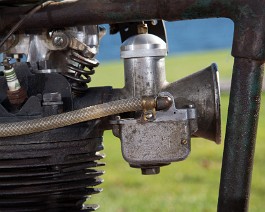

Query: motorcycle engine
left=0, top=2, right=221, bottom=210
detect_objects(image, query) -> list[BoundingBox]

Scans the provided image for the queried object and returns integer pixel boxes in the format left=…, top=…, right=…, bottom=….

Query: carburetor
left=111, top=24, right=221, bottom=174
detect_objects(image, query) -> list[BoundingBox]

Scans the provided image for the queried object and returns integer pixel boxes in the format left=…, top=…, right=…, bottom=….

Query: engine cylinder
left=0, top=133, right=104, bottom=212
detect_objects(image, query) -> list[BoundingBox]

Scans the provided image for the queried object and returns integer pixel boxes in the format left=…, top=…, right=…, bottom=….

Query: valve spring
left=62, top=50, right=99, bottom=95
left=0, top=137, right=105, bottom=212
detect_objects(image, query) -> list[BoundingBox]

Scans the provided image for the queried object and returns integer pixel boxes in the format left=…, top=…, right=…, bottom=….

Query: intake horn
left=163, top=63, right=221, bottom=144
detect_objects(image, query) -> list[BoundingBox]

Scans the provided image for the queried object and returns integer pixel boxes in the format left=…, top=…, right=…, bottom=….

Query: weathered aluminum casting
left=115, top=32, right=221, bottom=175
left=112, top=92, right=197, bottom=174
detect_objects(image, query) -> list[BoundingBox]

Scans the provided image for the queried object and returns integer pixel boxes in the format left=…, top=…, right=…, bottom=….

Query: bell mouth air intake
left=164, top=63, right=221, bottom=144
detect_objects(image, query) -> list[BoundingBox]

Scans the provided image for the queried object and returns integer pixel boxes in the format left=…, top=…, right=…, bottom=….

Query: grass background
left=88, top=50, right=265, bottom=212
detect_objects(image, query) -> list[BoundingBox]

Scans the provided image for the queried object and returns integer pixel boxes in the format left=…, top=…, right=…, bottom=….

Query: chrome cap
left=121, top=34, right=167, bottom=58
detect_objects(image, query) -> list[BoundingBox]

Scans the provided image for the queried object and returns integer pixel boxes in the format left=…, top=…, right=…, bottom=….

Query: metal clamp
left=141, top=96, right=156, bottom=121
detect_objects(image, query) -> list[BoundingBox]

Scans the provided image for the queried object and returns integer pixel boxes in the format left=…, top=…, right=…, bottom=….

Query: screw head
left=53, top=36, right=64, bottom=47
left=115, top=116, right=121, bottom=120
left=181, top=139, right=188, bottom=145
left=145, top=112, right=153, bottom=119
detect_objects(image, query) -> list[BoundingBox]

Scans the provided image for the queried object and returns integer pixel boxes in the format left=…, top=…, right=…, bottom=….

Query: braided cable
left=0, top=97, right=142, bottom=137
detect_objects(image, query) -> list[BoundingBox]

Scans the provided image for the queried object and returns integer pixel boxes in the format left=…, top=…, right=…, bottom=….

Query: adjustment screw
left=53, top=36, right=65, bottom=47
left=115, top=116, right=121, bottom=120
left=51, top=32, right=69, bottom=49
left=145, top=112, right=153, bottom=119
left=181, top=139, right=188, bottom=145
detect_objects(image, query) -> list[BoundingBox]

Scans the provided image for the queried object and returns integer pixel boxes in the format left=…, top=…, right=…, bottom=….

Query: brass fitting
left=141, top=96, right=156, bottom=121
left=141, top=95, right=173, bottom=121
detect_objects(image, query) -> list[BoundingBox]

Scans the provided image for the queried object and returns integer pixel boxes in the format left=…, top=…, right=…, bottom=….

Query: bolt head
left=141, top=167, right=160, bottom=175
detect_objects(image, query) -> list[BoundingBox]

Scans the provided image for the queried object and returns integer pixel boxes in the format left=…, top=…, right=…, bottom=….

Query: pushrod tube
left=218, top=58, right=264, bottom=211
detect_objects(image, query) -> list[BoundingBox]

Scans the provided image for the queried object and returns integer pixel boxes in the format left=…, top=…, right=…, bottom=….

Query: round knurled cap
left=120, top=34, right=167, bottom=59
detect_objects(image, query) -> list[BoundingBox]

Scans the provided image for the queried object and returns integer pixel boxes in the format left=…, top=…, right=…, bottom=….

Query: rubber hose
left=0, top=97, right=142, bottom=137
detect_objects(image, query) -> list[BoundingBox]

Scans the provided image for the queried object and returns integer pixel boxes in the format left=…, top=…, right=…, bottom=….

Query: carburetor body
left=111, top=31, right=220, bottom=174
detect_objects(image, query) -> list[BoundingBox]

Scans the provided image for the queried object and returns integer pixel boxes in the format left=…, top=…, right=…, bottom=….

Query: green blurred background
left=88, top=50, right=265, bottom=212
